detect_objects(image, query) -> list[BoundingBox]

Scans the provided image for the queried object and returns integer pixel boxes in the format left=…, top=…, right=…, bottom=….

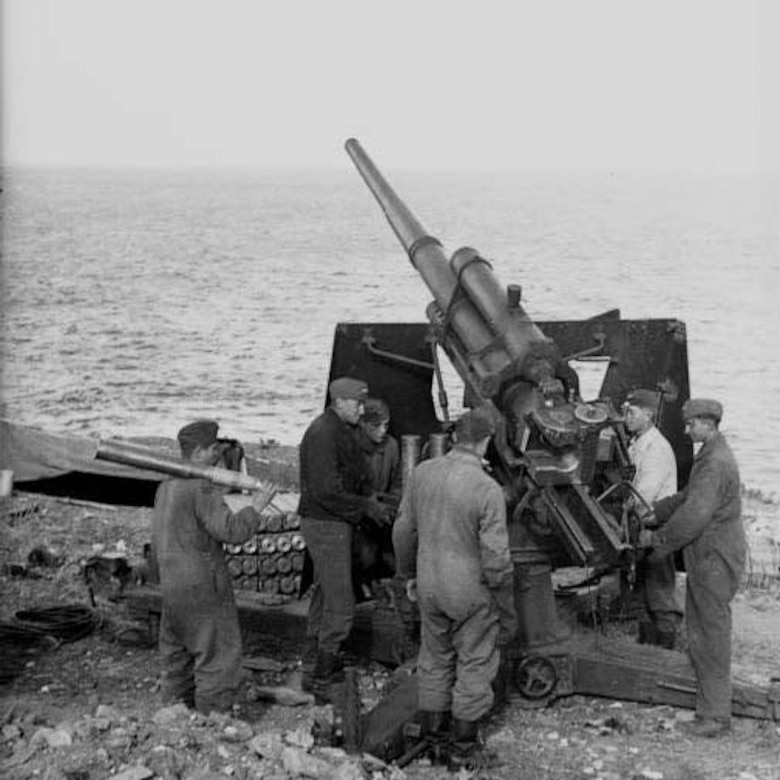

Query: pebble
left=30, top=727, right=72, bottom=749
left=152, top=703, right=191, bottom=726
left=111, top=766, right=154, bottom=780
left=639, top=770, right=664, bottom=779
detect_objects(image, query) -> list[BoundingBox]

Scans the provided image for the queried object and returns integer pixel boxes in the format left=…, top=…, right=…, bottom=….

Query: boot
left=637, top=620, right=657, bottom=645
left=311, top=651, right=344, bottom=705
left=300, top=637, right=319, bottom=693
left=655, top=628, right=677, bottom=650
left=418, top=710, right=450, bottom=765
left=447, top=718, right=501, bottom=773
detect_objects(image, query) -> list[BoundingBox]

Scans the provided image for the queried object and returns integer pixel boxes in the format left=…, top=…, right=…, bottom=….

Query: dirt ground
left=2, top=480, right=780, bottom=780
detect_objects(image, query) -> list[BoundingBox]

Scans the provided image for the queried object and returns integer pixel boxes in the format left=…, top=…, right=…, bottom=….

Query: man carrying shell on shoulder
left=152, top=419, right=276, bottom=715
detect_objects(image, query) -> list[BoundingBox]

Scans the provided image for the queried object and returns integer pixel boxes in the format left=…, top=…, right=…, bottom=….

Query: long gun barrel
left=95, top=440, right=269, bottom=493
left=345, top=138, right=563, bottom=431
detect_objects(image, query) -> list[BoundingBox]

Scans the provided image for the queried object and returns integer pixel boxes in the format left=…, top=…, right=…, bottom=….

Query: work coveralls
left=652, top=431, right=745, bottom=723
left=393, top=447, right=513, bottom=722
left=297, top=408, right=373, bottom=657
left=629, top=424, right=681, bottom=637
left=152, top=478, right=261, bottom=714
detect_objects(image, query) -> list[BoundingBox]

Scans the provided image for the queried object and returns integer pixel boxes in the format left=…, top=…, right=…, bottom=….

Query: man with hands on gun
left=393, top=407, right=516, bottom=772
left=297, top=377, right=393, bottom=705
left=638, top=398, right=745, bottom=738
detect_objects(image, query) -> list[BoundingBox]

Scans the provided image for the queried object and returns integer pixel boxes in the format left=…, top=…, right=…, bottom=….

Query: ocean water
left=1, top=165, right=779, bottom=496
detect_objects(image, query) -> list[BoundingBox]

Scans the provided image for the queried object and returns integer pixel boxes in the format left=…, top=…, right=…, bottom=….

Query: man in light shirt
left=624, top=388, right=682, bottom=649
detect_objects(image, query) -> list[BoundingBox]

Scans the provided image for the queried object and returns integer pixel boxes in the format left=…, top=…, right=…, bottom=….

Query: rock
left=111, top=766, right=154, bottom=780
left=2, top=723, right=23, bottom=742
left=221, top=722, right=253, bottom=742
left=30, top=727, right=72, bottom=748
left=145, top=745, right=187, bottom=780
left=638, top=770, right=664, bottom=780
left=281, top=746, right=334, bottom=778
left=284, top=727, right=316, bottom=750
left=152, top=703, right=191, bottom=725
left=331, top=760, right=367, bottom=780
left=248, top=732, right=285, bottom=760
left=95, top=704, right=122, bottom=722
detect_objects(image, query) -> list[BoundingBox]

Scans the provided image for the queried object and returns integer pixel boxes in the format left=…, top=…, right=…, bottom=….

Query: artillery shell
left=261, top=577, right=280, bottom=595
left=265, top=514, right=283, bottom=533
left=259, top=536, right=276, bottom=554
left=242, top=539, right=258, bottom=554
left=291, top=533, right=306, bottom=551
left=226, top=544, right=243, bottom=555
left=283, top=512, right=301, bottom=530
left=227, top=558, right=243, bottom=578
left=241, top=556, right=258, bottom=575
left=276, top=534, right=292, bottom=553
left=260, top=556, right=277, bottom=576
left=256, top=514, right=268, bottom=533
left=276, top=554, right=292, bottom=574
left=279, top=575, right=296, bottom=595
left=291, top=552, right=305, bottom=572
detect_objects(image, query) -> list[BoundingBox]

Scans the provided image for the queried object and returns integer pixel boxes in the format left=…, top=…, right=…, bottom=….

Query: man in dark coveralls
left=393, top=408, right=516, bottom=771
left=153, top=420, right=275, bottom=714
left=640, top=398, right=745, bottom=737
left=298, top=377, right=392, bottom=703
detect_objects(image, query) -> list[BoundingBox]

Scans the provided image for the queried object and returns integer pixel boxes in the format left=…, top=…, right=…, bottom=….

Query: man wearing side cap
left=153, top=420, right=276, bottom=714
left=640, top=398, right=745, bottom=737
left=393, top=407, right=515, bottom=771
left=623, top=388, right=681, bottom=648
left=297, top=377, right=392, bottom=704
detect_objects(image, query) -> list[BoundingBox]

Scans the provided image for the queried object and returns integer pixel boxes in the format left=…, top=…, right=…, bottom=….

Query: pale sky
left=3, top=0, right=779, bottom=172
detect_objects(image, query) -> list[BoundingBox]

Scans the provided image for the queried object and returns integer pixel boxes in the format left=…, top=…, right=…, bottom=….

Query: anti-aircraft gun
left=333, top=139, right=779, bottom=756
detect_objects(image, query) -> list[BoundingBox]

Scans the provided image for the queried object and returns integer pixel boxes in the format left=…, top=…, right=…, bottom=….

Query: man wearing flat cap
left=152, top=420, right=275, bottom=714
left=393, top=407, right=515, bottom=770
left=623, top=388, right=681, bottom=648
left=640, top=398, right=745, bottom=737
left=297, top=377, right=392, bottom=704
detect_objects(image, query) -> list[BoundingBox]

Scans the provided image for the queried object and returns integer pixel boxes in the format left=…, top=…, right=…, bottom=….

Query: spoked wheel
left=514, top=655, right=558, bottom=701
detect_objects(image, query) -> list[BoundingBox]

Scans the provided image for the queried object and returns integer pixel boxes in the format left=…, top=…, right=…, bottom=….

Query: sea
left=1, top=165, right=779, bottom=498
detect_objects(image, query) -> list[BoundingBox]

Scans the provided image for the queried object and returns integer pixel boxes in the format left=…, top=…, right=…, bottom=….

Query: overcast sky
left=3, top=0, right=779, bottom=172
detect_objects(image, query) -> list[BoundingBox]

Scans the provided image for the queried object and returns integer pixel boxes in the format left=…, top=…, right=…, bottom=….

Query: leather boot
left=311, top=651, right=344, bottom=705
left=637, top=620, right=657, bottom=645
left=301, top=637, right=319, bottom=693
left=447, top=718, right=501, bottom=773
left=418, top=710, right=450, bottom=765
left=656, top=628, right=677, bottom=650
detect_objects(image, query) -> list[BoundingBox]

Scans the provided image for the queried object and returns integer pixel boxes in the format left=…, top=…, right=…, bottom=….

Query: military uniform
left=298, top=400, right=378, bottom=695
left=651, top=430, right=745, bottom=724
left=153, top=477, right=262, bottom=713
left=393, top=446, right=513, bottom=722
left=629, top=424, right=681, bottom=642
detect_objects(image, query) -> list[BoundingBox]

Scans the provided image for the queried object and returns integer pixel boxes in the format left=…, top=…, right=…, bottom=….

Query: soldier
left=152, top=420, right=275, bottom=714
left=297, top=377, right=392, bottom=703
left=353, top=397, right=402, bottom=590
left=640, top=398, right=745, bottom=737
left=624, top=388, right=682, bottom=648
left=393, top=408, right=515, bottom=771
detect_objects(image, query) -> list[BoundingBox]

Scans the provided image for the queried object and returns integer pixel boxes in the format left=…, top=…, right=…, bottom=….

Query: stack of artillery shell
left=224, top=511, right=305, bottom=600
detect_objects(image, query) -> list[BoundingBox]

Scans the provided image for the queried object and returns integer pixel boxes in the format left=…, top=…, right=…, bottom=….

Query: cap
left=329, top=376, right=369, bottom=401
left=625, top=388, right=660, bottom=413
left=682, top=398, right=723, bottom=423
left=363, top=398, right=390, bottom=425
left=178, top=419, right=219, bottom=454
left=454, top=407, right=496, bottom=444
